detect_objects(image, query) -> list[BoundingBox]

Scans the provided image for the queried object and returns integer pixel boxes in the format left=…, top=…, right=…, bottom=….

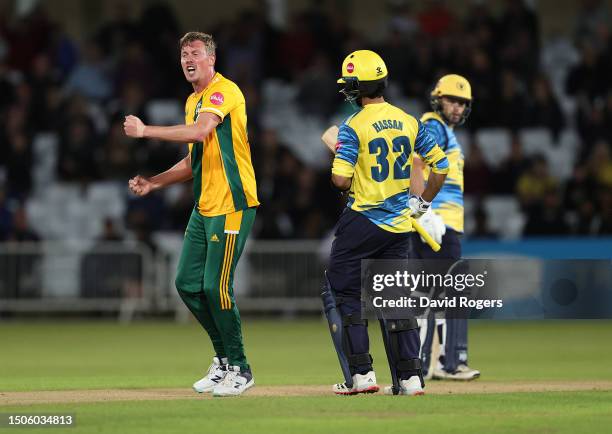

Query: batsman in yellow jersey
left=124, top=32, right=258, bottom=397
left=410, top=74, right=481, bottom=382
left=321, top=50, right=449, bottom=396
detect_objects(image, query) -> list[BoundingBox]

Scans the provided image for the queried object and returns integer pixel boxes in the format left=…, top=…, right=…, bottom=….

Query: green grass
left=1, top=320, right=612, bottom=433
left=2, top=392, right=612, bottom=434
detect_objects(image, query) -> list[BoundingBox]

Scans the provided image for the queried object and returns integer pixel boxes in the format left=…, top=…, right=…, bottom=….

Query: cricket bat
left=321, top=125, right=339, bottom=154
left=321, top=125, right=441, bottom=252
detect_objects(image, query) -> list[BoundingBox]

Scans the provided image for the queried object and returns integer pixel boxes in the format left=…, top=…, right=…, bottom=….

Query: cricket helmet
left=430, top=74, right=472, bottom=125
left=337, top=50, right=388, bottom=102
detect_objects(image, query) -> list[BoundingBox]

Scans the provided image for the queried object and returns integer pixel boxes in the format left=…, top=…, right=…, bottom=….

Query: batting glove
left=408, top=195, right=431, bottom=218
left=417, top=209, right=446, bottom=245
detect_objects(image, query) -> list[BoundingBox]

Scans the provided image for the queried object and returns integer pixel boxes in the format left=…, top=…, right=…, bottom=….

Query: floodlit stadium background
left=0, top=0, right=611, bottom=318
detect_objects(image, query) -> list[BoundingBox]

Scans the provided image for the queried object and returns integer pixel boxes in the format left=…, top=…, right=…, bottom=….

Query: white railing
left=0, top=240, right=328, bottom=320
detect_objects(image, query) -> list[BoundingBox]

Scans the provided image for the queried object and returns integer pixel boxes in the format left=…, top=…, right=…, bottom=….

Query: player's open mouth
left=187, top=66, right=196, bottom=74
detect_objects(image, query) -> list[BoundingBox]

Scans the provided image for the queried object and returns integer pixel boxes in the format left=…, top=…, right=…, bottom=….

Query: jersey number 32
left=368, top=136, right=411, bottom=182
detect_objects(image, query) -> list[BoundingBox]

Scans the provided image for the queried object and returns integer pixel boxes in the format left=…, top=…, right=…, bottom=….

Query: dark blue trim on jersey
left=415, top=120, right=449, bottom=172
left=346, top=189, right=410, bottom=225
left=423, top=119, right=449, bottom=151
left=435, top=156, right=449, bottom=171
left=414, top=120, right=437, bottom=156
left=336, top=123, right=359, bottom=166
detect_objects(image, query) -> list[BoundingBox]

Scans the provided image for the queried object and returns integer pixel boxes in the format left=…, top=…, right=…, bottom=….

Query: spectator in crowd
left=463, top=143, right=492, bottom=197
left=466, top=48, right=496, bottom=128
left=220, top=10, right=264, bottom=89
left=296, top=52, right=338, bottom=120
left=598, top=190, right=612, bottom=234
left=495, top=134, right=530, bottom=195
left=574, top=0, right=610, bottom=49
left=418, top=0, right=454, bottom=38
left=496, top=70, right=527, bottom=130
left=138, top=3, right=182, bottom=98
left=2, top=104, right=33, bottom=198
left=587, top=140, right=612, bottom=189
left=5, top=130, right=32, bottom=198
left=64, top=40, right=114, bottom=102
left=57, top=115, right=100, bottom=182
left=98, top=217, right=123, bottom=242
left=566, top=41, right=607, bottom=147
left=166, top=184, right=194, bottom=231
left=523, top=188, right=569, bottom=236
left=27, top=53, right=61, bottom=130
left=385, top=3, right=419, bottom=41
left=114, top=42, right=155, bottom=97
left=278, top=12, right=316, bottom=80
left=101, top=120, right=136, bottom=180
left=0, top=188, right=13, bottom=241
left=524, top=75, right=565, bottom=141
left=95, top=1, right=140, bottom=60
left=565, top=164, right=595, bottom=213
left=0, top=60, right=17, bottom=112
left=471, top=205, right=498, bottom=239
left=516, top=154, right=559, bottom=212
left=570, top=198, right=600, bottom=235
left=402, top=42, right=434, bottom=99
left=6, top=205, right=40, bottom=242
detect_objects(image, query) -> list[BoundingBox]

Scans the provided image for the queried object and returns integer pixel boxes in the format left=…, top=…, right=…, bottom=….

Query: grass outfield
left=1, top=320, right=612, bottom=433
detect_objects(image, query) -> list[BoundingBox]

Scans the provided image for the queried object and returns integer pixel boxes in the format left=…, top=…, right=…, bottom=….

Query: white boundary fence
left=0, top=240, right=328, bottom=321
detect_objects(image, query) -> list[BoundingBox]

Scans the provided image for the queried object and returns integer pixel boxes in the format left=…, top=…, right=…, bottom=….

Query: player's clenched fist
left=128, top=175, right=154, bottom=196
left=124, top=115, right=145, bottom=138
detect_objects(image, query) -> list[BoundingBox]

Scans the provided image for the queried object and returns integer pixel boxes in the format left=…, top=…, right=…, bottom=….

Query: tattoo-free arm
left=149, top=154, right=193, bottom=191
left=421, top=171, right=446, bottom=202
left=124, top=112, right=221, bottom=143
left=331, top=173, right=352, bottom=191
left=144, top=112, right=220, bottom=143
left=410, top=156, right=426, bottom=196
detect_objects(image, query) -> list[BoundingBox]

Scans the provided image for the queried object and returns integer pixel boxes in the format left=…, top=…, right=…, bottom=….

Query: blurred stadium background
left=0, top=0, right=611, bottom=319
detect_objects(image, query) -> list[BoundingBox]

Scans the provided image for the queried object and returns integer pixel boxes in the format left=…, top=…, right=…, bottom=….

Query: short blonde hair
left=179, top=32, right=216, bottom=55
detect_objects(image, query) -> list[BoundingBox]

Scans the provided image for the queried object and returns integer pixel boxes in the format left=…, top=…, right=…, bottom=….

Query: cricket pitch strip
left=2, top=381, right=612, bottom=406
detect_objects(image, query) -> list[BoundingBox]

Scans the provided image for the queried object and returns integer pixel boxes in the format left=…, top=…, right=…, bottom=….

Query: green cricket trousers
left=175, top=207, right=256, bottom=371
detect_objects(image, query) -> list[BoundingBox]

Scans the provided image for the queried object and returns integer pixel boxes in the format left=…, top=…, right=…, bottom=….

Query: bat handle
left=410, top=218, right=441, bottom=252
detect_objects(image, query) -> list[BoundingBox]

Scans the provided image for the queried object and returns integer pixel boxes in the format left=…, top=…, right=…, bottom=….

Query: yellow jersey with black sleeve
left=419, top=112, right=464, bottom=233
left=184, top=72, right=259, bottom=217
left=332, top=102, right=449, bottom=233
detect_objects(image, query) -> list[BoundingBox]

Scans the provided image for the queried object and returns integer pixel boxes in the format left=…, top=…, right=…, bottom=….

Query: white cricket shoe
left=212, top=366, right=255, bottom=397
left=383, top=376, right=425, bottom=396
left=192, top=357, right=228, bottom=393
left=432, top=364, right=480, bottom=381
left=333, top=371, right=379, bottom=395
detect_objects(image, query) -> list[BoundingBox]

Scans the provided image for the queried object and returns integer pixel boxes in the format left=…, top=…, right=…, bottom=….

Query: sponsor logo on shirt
left=210, top=92, right=224, bottom=105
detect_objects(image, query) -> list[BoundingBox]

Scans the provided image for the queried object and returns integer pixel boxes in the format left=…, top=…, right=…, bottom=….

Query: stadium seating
left=475, top=129, right=511, bottom=167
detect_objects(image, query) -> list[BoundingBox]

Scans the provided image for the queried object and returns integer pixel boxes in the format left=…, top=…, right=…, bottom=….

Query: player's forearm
left=421, top=172, right=447, bottom=203
left=143, top=123, right=208, bottom=143
left=149, top=155, right=193, bottom=190
left=331, top=173, right=352, bottom=191
left=410, top=157, right=425, bottom=196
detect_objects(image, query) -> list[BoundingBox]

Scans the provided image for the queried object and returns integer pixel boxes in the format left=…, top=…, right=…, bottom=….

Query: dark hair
left=179, top=32, right=216, bottom=55
left=359, top=78, right=387, bottom=99
left=339, top=77, right=387, bottom=102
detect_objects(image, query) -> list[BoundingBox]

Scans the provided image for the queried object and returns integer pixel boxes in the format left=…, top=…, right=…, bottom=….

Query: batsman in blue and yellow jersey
left=410, top=74, right=481, bottom=381
left=321, top=50, right=449, bottom=396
